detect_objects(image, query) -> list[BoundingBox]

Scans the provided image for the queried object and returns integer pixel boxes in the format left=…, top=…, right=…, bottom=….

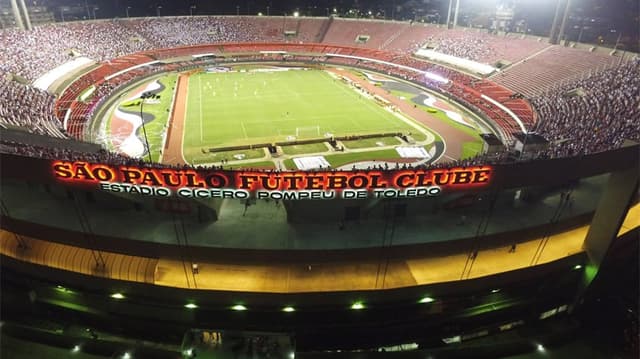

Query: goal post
left=295, top=125, right=321, bottom=139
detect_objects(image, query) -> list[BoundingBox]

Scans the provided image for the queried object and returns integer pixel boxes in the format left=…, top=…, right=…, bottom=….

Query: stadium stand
left=421, top=28, right=550, bottom=64
left=0, top=20, right=150, bottom=81
left=321, top=18, right=406, bottom=49
left=1, top=16, right=638, bottom=359
left=380, top=23, right=446, bottom=53
left=291, top=17, right=330, bottom=43
left=531, top=58, right=640, bottom=157
left=492, top=45, right=624, bottom=97
left=0, top=78, right=65, bottom=138
left=0, top=16, right=637, bottom=163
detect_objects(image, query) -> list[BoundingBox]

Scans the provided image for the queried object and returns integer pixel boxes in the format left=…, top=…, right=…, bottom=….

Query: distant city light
left=351, top=301, right=365, bottom=310
left=537, top=344, right=545, bottom=352
left=293, top=11, right=299, bottom=17
left=231, top=304, right=247, bottom=311
left=419, top=296, right=435, bottom=303
left=491, top=289, right=501, bottom=293
left=282, top=306, right=296, bottom=312
left=122, top=352, right=132, bottom=359
left=111, top=293, right=125, bottom=299
left=258, top=12, right=263, bottom=16
left=184, top=303, right=198, bottom=309
left=573, top=264, right=583, bottom=270
left=71, top=345, right=81, bottom=353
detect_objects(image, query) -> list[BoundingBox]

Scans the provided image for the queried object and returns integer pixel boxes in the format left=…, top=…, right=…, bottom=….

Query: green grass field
left=190, top=148, right=266, bottom=165
left=182, top=69, right=419, bottom=163
left=341, top=136, right=401, bottom=149
left=280, top=142, right=330, bottom=155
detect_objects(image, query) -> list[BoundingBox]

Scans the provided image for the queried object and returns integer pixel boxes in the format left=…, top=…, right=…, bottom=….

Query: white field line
left=241, top=121, right=249, bottom=139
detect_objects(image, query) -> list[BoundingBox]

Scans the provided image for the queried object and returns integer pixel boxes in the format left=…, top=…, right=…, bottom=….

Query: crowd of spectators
left=531, top=58, right=640, bottom=157
left=1, top=49, right=637, bottom=170
left=0, top=17, right=324, bottom=81
left=127, top=17, right=264, bottom=49
left=0, top=138, right=512, bottom=173
left=419, top=28, right=549, bottom=64
left=0, top=20, right=151, bottom=80
left=0, top=17, right=638, bottom=170
left=1, top=140, right=148, bottom=167
left=429, top=31, right=494, bottom=63
left=0, top=17, right=546, bottom=81
left=0, top=78, right=65, bottom=137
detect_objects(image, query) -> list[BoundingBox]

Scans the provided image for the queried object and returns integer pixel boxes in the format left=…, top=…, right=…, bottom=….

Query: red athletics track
left=162, top=73, right=189, bottom=166
left=328, top=68, right=476, bottom=161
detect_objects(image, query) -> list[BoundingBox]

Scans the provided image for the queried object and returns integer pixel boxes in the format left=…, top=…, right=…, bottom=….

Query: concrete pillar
left=583, top=166, right=639, bottom=268
left=18, top=0, right=31, bottom=30
left=10, top=0, right=25, bottom=30
left=571, top=141, right=639, bottom=310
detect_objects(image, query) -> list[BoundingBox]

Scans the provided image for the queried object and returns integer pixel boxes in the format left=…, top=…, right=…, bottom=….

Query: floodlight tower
left=549, top=0, right=573, bottom=44
left=557, top=0, right=573, bottom=43
left=18, top=0, right=31, bottom=30
left=453, top=0, right=461, bottom=27
left=446, top=0, right=461, bottom=28
left=9, top=0, right=25, bottom=29
left=446, top=0, right=453, bottom=28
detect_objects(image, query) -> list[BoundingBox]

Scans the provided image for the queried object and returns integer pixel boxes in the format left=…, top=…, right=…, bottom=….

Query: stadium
left=0, top=0, right=638, bottom=358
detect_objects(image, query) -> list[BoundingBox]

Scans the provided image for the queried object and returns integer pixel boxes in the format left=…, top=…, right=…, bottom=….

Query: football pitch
left=182, top=69, right=416, bottom=162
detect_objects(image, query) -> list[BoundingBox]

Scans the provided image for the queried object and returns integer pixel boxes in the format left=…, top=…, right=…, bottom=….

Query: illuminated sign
left=51, top=161, right=492, bottom=200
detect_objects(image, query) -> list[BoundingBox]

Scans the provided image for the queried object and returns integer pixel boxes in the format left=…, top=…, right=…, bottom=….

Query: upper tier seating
left=492, top=45, right=623, bottom=97
left=286, top=17, right=330, bottom=43
left=0, top=20, right=151, bottom=80
left=531, top=58, right=640, bottom=157
left=322, top=18, right=406, bottom=49
left=381, top=23, right=447, bottom=53
left=422, top=29, right=549, bottom=64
